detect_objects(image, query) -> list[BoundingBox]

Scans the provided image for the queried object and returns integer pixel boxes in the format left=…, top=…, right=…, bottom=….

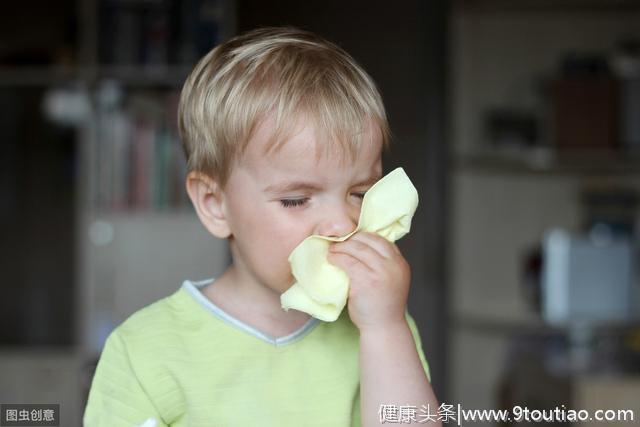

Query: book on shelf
left=99, top=0, right=226, bottom=66
left=94, top=90, right=189, bottom=212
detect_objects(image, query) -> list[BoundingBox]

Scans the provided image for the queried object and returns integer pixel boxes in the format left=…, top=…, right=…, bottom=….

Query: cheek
left=267, top=220, right=309, bottom=258
left=267, top=219, right=315, bottom=274
left=256, top=223, right=306, bottom=289
left=246, top=209, right=308, bottom=263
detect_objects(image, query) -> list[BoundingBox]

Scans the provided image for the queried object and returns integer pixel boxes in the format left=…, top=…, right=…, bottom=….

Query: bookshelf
left=75, top=0, right=237, bottom=370
left=448, top=0, right=640, bottom=417
left=1, top=0, right=235, bottom=424
left=87, top=84, right=189, bottom=213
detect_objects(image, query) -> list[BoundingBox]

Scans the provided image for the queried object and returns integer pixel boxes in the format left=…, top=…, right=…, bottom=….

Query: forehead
left=239, top=114, right=383, bottom=179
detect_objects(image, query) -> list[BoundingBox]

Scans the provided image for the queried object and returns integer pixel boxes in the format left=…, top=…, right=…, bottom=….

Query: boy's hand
left=326, top=231, right=410, bottom=332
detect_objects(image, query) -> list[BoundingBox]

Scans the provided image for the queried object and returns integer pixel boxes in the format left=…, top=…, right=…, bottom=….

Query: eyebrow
left=263, top=174, right=382, bottom=194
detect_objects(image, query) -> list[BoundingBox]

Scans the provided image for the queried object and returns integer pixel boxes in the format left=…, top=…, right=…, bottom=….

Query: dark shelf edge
left=454, top=149, right=640, bottom=176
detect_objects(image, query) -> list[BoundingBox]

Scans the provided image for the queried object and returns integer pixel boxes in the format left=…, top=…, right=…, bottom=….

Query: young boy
left=84, top=27, right=441, bottom=427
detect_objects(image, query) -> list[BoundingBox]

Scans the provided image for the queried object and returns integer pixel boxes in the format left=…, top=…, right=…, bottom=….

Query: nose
left=315, top=201, right=359, bottom=238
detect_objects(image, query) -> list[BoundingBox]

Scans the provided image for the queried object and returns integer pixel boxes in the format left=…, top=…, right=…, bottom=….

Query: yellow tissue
left=280, top=167, right=419, bottom=322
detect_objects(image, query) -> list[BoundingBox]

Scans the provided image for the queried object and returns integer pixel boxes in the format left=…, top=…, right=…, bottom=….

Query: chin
left=279, top=276, right=297, bottom=292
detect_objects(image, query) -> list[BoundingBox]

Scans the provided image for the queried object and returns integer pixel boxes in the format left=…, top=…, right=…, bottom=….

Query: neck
left=214, top=262, right=310, bottom=328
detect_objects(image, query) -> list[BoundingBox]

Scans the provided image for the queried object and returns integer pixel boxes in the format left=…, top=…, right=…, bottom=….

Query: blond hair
left=178, top=27, right=390, bottom=188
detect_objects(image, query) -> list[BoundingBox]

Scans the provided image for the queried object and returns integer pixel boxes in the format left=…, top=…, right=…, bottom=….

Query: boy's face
left=221, top=114, right=383, bottom=296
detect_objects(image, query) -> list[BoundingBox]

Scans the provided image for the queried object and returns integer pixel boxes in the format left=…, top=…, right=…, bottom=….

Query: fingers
left=340, top=231, right=398, bottom=259
left=328, top=231, right=401, bottom=272
left=327, top=251, right=374, bottom=276
left=330, top=236, right=380, bottom=269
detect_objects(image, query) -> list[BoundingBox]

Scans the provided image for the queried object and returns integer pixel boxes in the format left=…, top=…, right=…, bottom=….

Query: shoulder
left=110, top=285, right=200, bottom=355
left=98, top=286, right=203, bottom=390
left=89, top=288, right=195, bottom=425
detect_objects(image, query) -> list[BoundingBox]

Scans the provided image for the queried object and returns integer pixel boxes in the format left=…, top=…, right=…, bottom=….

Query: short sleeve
left=405, top=311, right=432, bottom=383
left=83, top=330, right=168, bottom=427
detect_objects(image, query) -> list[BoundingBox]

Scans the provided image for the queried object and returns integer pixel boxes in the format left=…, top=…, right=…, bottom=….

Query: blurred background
left=1, top=0, right=640, bottom=425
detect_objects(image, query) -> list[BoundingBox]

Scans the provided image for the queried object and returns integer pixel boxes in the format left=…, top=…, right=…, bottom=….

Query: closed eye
left=279, top=192, right=367, bottom=209
left=280, top=198, right=309, bottom=208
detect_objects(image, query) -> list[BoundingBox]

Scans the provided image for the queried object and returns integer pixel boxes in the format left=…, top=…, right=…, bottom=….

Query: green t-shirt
left=83, top=278, right=431, bottom=427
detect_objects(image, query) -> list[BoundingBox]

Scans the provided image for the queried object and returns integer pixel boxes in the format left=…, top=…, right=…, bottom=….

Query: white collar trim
left=181, top=277, right=320, bottom=347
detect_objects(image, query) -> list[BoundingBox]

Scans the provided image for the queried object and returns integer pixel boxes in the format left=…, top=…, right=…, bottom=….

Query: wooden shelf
left=452, top=311, right=550, bottom=335
left=460, top=0, right=640, bottom=12
left=453, top=312, right=640, bottom=336
left=454, top=148, right=640, bottom=176
left=93, top=65, right=192, bottom=87
left=0, top=65, right=192, bottom=87
left=0, top=66, right=80, bottom=87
